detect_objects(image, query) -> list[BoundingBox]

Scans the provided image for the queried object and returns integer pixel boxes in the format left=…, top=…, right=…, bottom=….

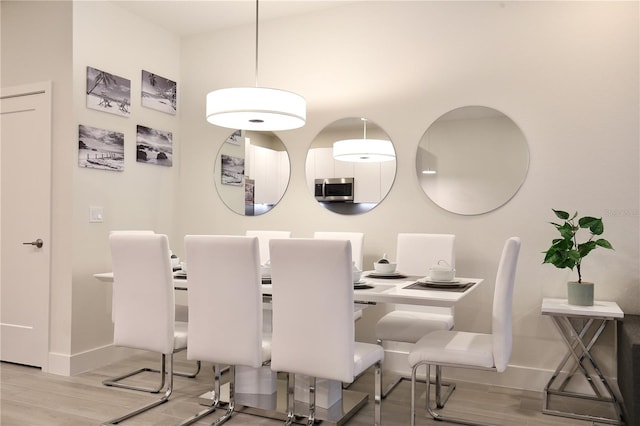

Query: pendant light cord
left=255, top=0, right=259, bottom=88
left=362, top=117, right=367, bottom=139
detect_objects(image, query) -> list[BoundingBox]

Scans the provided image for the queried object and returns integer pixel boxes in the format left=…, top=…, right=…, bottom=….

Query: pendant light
left=206, top=0, right=306, bottom=131
left=333, top=118, right=395, bottom=162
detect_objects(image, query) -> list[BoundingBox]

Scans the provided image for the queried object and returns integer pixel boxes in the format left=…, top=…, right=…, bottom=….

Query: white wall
left=178, top=1, right=639, bottom=390
left=2, top=1, right=638, bottom=387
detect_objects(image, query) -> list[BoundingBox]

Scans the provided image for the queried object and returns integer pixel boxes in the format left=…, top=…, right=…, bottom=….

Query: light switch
left=89, top=206, right=104, bottom=223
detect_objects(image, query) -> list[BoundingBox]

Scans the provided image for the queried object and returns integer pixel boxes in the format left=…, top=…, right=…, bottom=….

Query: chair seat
left=376, top=311, right=454, bottom=343
left=409, top=330, right=494, bottom=369
left=175, top=321, right=189, bottom=350
left=354, top=342, right=385, bottom=379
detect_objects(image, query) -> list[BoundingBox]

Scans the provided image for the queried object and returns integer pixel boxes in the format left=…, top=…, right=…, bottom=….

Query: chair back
left=491, top=237, right=521, bottom=372
left=313, top=231, right=365, bottom=270
left=109, top=233, right=175, bottom=354
left=269, top=238, right=355, bottom=382
left=396, top=233, right=456, bottom=276
left=184, top=235, right=263, bottom=368
left=245, top=230, right=292, bottom=264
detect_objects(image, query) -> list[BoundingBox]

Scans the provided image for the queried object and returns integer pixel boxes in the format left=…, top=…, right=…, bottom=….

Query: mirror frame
left=214, top=129, right=290, bottom=216
left=416, top=106, right=530, bottom=215
left=305, top=117, right=397, bottom=215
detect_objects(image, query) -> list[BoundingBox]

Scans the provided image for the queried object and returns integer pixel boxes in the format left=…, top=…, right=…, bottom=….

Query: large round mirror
left=214, top=130, right=290, bottom=216
left=306, top=117, right=397, bottom=215
left=416, top=106, right=529, bottom=215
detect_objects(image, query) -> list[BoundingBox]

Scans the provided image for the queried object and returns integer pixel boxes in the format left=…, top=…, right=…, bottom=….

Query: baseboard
left=383, top=348, right=619, bottom=394
left=47, top=345, right=143, bottom=376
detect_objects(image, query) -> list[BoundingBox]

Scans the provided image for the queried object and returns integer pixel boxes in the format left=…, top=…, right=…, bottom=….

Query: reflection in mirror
left=214, top=130, right=290, bottom=216
left=417, top=106, right=529, bottom=215
left=306, top=117, right=397, bottom=215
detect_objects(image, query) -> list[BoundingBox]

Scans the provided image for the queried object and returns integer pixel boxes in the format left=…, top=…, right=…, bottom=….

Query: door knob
left=23, top=238, right=43, bottom=248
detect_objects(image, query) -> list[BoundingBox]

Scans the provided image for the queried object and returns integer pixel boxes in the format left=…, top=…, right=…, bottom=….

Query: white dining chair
left=408, top=237, right=521, bottom=426
left=269, top=238, right=384, bottom=426
left=179, top=235, right=270, bottom=426
left=102, top=233, right=188, bottom=425
left=245, top=230, right=291, bottom=264
left=313, top=231, right=365, bottom=270
left=375, top=233, right=456, bottom=400
left=103, top=230, right=200, bottom=392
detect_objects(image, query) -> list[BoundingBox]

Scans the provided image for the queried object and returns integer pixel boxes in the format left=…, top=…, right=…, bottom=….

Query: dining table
left=93, top=270, right=483, bottom=425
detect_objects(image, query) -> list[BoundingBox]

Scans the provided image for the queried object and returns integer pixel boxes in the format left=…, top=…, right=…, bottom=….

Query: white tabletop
left=541, top=298, right=624, bottom=319
left=93, top=272, right=483, bottom=308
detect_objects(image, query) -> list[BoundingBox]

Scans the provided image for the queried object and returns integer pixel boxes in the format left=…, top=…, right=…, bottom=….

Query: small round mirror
left=416, top=106, right=529, bottom=215
left=214, top=130, right=290, bottom=216
left=306, top=117, right=397, bottom=215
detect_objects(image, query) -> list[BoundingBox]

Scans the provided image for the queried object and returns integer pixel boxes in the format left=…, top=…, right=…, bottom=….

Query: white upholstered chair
left=313, top=231, right=366, bottom=322
left=269, top=238, right=384, bottom=426
left=375, top=233, right=456, bottom=399
left=102, top=233, right=188, bottom=425
left=179, top=235, right=270, bottom=426
left=103, top=230, right=199, bottom=393
left=409, top=237, right=521, bottom=426
left=245, top=230, right=291, bottom=264
left=313, top=231, right=365, bottom=270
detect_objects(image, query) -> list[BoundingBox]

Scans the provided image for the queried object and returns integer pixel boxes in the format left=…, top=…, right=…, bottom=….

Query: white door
left=0, top=82, right=52, bottom=369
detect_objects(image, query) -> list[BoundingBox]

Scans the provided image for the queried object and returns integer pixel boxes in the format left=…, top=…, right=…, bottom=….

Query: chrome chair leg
left=307, top=377, right=316, bottom=426
left=177, top=364, right=223, bottom=426
left=102, top=353, right=201, bottom=392
left=374, top=361, right=382, bottom=426
left=102, top=353, right=174, bottom=425
left=285, top=373, right=296, bottom=426
left=412, top=362, right=487, bottom=426
left=211, top=365, right=236, bottom=426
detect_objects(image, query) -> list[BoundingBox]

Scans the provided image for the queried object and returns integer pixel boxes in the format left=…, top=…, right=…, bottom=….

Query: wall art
left=136, top=125, right=173, bottom=167
left=221, top=154, right=244, bottom=186
left=225, top=129, right=242, bottom=146
left=86, top=66, right=131, bottom=117
left=141, top=70, right=177, bottom=115
left=78, top=124, right=124, bottom=171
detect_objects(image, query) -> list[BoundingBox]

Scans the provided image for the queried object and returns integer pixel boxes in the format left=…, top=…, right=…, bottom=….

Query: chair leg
left=102, top=354, right=201, bottom=392
left=307, top=377, right=317, bottom=426
left=413, top=362, right=489, bottom=426
left=211, top=365, right=236, bottom=426
left=285, top=373, right=296, bottom=426
left=374, top=361, right=382, bottom=426
left=102, top=353, right=174, bottom=425
left=177, top=364, right=223, bottom=426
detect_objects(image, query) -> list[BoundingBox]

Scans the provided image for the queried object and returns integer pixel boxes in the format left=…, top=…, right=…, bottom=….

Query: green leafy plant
left=543, top=209, right=613, bottom=283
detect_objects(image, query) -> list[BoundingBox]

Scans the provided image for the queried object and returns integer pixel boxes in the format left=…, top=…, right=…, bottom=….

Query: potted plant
left=543, top=209, right=614, bottom=306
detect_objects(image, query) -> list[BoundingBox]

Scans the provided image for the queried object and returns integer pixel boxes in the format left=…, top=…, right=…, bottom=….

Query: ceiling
left=112, top=1, right=355, bottom=37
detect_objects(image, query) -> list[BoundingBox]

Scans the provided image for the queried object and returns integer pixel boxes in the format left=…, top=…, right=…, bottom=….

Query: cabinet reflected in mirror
left=416, top=106, right=529, bottom=215
left=214, top=130, right=290, bottom=216
left=305, top=117, right=396, bottom=215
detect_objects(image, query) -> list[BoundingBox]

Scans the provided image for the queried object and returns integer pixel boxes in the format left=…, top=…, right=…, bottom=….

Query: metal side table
left=541, top=298, right=625, bottom=425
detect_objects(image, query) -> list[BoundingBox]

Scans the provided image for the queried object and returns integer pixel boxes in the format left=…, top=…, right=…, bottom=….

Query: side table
left=541, top=298, right=625, bottom=425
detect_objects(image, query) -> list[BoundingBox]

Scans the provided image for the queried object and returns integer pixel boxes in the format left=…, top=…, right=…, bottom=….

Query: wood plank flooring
left=1, top=351, right=613, bottom=425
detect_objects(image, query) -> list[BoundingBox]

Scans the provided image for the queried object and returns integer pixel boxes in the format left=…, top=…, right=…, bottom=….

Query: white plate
left=367, top=271, right=406, bottom=278
left=418, top=277, right=461, bottom=286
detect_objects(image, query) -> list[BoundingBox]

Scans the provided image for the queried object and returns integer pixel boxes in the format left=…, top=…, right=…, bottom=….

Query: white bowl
left=429, top=267, right=455, bottom=282
left=374, top=262, right=397, bottom=274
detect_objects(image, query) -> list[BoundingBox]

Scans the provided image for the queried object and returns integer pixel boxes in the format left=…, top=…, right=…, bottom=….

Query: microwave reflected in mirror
left=306, top=117, right=397, bottom=215
left=214, top=130, right=290, bottom=216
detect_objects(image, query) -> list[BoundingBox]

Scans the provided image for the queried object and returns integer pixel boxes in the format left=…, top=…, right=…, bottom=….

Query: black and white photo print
left=136, top=125, right=173, bottom=167
left=141, top=70, right=177, bottom=115
left=78, top=124, right=124, bottom=171
left=86, top=66, right=131, bottom=117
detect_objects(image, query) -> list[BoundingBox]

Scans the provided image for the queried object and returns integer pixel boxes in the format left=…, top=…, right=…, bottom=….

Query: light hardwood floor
left=1, top=351, right=615, bottom=425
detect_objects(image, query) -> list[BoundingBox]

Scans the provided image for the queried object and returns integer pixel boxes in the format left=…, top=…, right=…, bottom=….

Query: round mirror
left=306, top=117, right=397, bottom=215
left=416, top=106, right=529, bottom=215
left=214, top=130, right=290, bottom=216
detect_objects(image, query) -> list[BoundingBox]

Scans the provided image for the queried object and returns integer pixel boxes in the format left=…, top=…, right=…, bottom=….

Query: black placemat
left=403, top=281, right=476, bottom=292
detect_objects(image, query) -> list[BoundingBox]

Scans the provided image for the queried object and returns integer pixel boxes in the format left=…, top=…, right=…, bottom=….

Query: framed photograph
left=86, top=66, right=131, bottom=117
left=78, top=124, right=124, bottom=171
left=141, top=70, right=177, bottom=115
left=221, top=154, right=244, bottom=186
left=225, top=129, right=242, bottom=146
left=136, top=125, right=173, bottom=167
